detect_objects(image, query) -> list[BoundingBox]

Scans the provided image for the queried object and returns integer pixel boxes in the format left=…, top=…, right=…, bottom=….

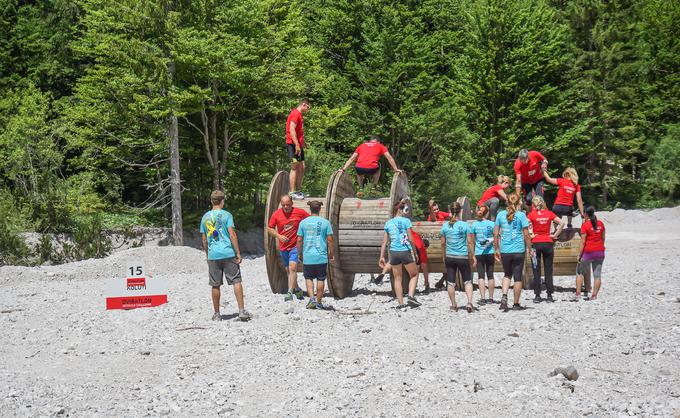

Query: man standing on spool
left=267, top=195, right=309, bottom=301
left=514, top=149, right=548, bottom=208
left=286, top=99, right=310, bottom=200
left=338, top=135, right=402, bottom=188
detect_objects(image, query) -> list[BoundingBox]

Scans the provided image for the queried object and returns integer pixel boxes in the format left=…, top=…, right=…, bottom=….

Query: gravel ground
left=1, top=207, right=679, bottom=417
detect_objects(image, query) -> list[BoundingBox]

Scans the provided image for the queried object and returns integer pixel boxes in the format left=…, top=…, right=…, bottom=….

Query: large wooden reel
left=265, top=170, right=581, bottom=296
left=263, top=170, right=328, bottom=294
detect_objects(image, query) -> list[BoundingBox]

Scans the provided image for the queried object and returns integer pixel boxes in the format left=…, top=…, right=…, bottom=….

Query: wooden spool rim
left=264, top=171, right=289, bottom=294
left=326, top=169, right=355, bottom=298
left=389, top=171, right=410, bottom=214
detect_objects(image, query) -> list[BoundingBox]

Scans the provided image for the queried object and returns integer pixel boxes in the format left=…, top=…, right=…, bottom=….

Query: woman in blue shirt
left=440, top=201, right=476, bottom=313
left=493, top=193, right=532, bottom=311
left=379, top=200, right=420, bottom=310
left=470, top=205, right=496, bottom=304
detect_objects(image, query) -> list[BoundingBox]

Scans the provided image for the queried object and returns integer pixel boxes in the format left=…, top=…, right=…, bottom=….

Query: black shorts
left=501, top=252, right=525, bottom=282
left=355, top=166, right=379, bottom=175
left=475, top=254, right=495, bottom=281
left=303, top=263, right=327, bottom=281
left=389, top=250, right=414, bottom=265
left=286, top=144, right=305, bottom=162
left=552, top=204, right=573, bottom=217
left=445, top=256, right=472, bottom=284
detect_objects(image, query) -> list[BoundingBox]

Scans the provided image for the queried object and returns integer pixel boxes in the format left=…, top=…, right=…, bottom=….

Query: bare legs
left=391, top=263, right=418, bottom=305
left=287, top=262, right=299, bottom=293
left=289, top=162, right=305, bottom=192
left=211, top=283, right=245, bottom=314
left=305, top=279, right=326, bottom=303
left=501, top=277, right=522, bottom=304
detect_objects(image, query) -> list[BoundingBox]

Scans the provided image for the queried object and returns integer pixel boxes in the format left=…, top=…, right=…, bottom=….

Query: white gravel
left=1, top=207, right=680, bottom=416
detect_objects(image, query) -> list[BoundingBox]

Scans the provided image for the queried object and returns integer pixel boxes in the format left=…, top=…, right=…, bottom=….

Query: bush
left=642, top=125, right=680, bottom=205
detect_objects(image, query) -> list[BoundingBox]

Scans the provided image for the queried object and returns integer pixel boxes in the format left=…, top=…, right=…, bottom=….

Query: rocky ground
left=1, top=207, right=679, bottom=417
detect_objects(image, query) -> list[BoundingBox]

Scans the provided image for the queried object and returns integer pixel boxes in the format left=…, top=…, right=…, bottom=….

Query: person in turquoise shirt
left=493, top=193, right=532, bottom=312
left=200, top=190, right=251, bottom=322
left=297, top=200, right=334, bottom=310
left=470, top=206, right=496, bottom=304
left=379, top=199, right=421, bottom=310
left=440, top=201, right=476, bottom=313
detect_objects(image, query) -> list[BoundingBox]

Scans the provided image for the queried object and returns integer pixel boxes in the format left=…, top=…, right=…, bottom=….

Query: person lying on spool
left=338, top=135, right=402, bottom=190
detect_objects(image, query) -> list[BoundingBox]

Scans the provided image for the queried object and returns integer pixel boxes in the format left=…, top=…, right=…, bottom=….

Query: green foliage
left=642, top=125, right=680, bottom=204
left=0, top=0, right=678, bottom=264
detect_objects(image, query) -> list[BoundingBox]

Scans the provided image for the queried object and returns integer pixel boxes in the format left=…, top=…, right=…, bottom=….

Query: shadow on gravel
left=220, top=313, right=239, bottom=320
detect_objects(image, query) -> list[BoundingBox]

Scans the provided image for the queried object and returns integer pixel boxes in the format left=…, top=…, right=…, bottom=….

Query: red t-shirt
left=268, top=207, right=309, bottom=251
left=427, top=211, right=451, bottom=222
left=581, top=220, right=606, bottom=252
left=285, top=108, right=304, bottom=148
left=477, top=184, right=504, bottom=207
left=514, top=151, right=545, bottom=184
left=411, top=231, right=428, bottom=263
left=527, top=209, right=557, bottom=243
left=554, top=178, right=581, bottom=206
left=355, top=141, right=388, bottom=169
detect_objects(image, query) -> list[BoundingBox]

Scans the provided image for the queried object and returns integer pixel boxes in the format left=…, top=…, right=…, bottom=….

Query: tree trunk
left=169, top=112, right=183, bottom=246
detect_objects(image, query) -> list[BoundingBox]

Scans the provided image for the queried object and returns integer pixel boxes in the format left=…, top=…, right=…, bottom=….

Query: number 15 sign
left=105, top=263, right=168, bottom=310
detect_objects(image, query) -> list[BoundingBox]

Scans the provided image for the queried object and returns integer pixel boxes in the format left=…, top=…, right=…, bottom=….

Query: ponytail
left=448, top=201, right=462, bottom=225
left=586, top=205, right=597, bottom=230
left=506, top=193, right=520, bottom=222
left=392, top=201, right=406, bottom=217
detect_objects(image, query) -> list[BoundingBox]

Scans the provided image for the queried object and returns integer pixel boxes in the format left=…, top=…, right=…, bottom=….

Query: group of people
left=198, top=100, right=606, bottom=319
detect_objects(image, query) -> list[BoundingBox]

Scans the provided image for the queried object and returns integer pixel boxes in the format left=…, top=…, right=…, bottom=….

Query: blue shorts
left=280, top=248, right=299, bottom=266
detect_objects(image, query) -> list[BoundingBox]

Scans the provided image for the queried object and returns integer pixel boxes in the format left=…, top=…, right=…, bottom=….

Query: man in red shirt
left=286, top=99, right=310, bottom=200
left=339, top=136, right=401, bottom=187
left=427, top=200, right=451, bottom=222
left=514, top=149, right=548, bottom=208
left=266, top=195, right=309, bottom=301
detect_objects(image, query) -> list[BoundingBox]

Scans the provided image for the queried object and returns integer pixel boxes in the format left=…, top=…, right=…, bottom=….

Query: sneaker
left=373, top=273, right=385, bottom=285
left=533, top=295, right=542, bottom=303
left=466, top=304, right=474, bottom=313
left=546, top=294, right=555, bottom=303
left=450, top=305, right=458, bottom=312
left=238, top=310, right=252, bottom=321
left=499, top=297, right=508, bottom=312
left=289, top=191, right=305, bottom=200
left=589, top=294, right=598, bottom=301
left=306, top=299, right=317, bottom=309
left=211, top=312, right=222, bottom=321
left=477, top=299, right=486, bottom=306
left=395, top=304, right=408, bottom=311
left=573, top=293, right=581, bottom=302
left=512, top=303, right=527, bottom=311
left=407, top=296, right=422, bottom=308
left=284, top=292, right=294, bottom=302
left=294, top=288, right=305, bottom=300
left=434, top=279, right=445, bottom=289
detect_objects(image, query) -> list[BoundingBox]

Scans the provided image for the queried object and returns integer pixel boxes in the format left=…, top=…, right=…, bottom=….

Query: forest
left=0, top=0, right=678, bottom=263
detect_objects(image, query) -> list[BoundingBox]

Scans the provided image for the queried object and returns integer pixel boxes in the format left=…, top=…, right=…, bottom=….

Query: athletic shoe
left=284, top=292, right=294, bottom=302
left=238, top=310, right=252, bottom=321
left=533, top=295, right=542, bottom=303
left=466, top=304, right=474, bottom=313
left=434, top=279, right=445, bottom=289
left=289, top=191, right=305, bottom=200
left=395, top=304, right=408, bottom=311
left=499, top=297, right=508, bottom=312
left=546, top=294, right=555, bottom=303
left=573, top=294, right=581, bottom=302
left=487, top=298, right=495, bottom=304
left=477, top=299, right=486, bottom=306
left=450, top=305, right=458, bottom=312
left=407, top=296, right=422, bottom=308
left=512, top=304, right=527, bottom=311
left=294, top=288, right=305, bottom=300
left=211, top=312, right=222, bottom=321
left=306, top=299, right=317, bottom=309
left=373, top=273, right=385, bottom=285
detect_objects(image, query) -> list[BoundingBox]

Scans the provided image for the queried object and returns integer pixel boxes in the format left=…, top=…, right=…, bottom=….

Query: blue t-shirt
left=440, top=220, right=470, bottom=256
left=297, top=216, right=333, bottom=265
left=470, top=220, right=495, bottom=255
left=495, top=210, right=529, bottom=253
left=384, top=217, right=413, bottom=252
left=200, top=209, right=236, bottom=260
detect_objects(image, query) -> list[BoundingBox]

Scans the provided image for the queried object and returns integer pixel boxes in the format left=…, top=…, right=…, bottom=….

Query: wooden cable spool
left=263, top=170, right=328, bottom=294
left=265, top=169, right=581, bottom=296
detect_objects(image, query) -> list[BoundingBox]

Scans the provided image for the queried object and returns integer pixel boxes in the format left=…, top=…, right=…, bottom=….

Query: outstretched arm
left=497, top=189, right=508, bottom=203
left=542, top=166, right=558, bottom=185
left=515, top=173, right=522, bottom=196
left=340, top=152, right=358, bottom=171
left=384, top=152, right=402, bottom=173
